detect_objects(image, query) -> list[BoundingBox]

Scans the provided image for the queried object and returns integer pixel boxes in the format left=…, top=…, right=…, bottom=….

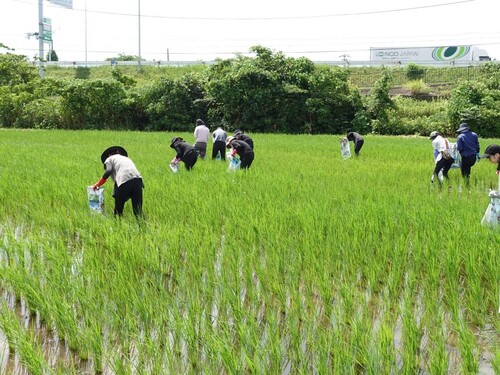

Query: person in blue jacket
left=456, top=123, right=480, bottom=185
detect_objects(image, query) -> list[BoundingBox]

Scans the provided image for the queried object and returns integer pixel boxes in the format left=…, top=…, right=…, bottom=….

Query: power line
left=9, top=0, right=476, bottom=20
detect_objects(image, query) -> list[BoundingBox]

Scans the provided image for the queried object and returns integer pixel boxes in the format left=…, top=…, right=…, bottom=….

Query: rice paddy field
left=0, top=129, right=499, bottom=374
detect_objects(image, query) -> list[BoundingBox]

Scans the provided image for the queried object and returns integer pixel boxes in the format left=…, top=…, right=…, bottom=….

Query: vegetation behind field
left=2, top=44, right=500, bottom=137
left=0, top=129, right=498, bottom=373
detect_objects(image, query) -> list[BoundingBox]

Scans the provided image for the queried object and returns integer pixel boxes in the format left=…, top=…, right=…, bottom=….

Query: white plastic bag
left=340, top=137, right=351, bottom=160
left=482, top=175, right=500, bottom=228
left=449, top=142, right=461, bottom=169
left=481, top=196, right=500, bottom=227
left=169, top=162, right=180, bottom=173
left=87, top=186, right=104, bottom=213
left=227, top=154, right=241, bottom=171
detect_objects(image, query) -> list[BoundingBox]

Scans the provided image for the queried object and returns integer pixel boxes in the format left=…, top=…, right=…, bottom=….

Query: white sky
left=1, top=0, right=500, bottom=63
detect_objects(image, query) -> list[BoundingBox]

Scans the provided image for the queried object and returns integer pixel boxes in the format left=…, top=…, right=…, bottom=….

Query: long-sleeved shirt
left=171, top=141, right=197, bottom=161
left=346, top=132, right=363, bottom=144
left=457, top=130, right=480, bottom=157
left=235, top=133, right=254, bottom=149
left=194, top=125, right=210, bottom=143
left=230, top=140, right=253, bottom=158
left=102, top=154, right=142, bottom=187
left=431, top=135, right=451, bottom=163
left=212, top=127, right=227, bottom=143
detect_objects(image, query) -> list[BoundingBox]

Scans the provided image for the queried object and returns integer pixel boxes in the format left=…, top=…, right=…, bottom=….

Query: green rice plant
left=0, top=129, right=499, bottom=373
left=0, top=301, right=51, bottom=374
left=455, top=319, right=479, bottom=374
left=426, top=312, right=449, bottom=374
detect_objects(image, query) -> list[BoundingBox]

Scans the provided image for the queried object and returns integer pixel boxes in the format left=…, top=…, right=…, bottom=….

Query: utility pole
left=137, top=0, right=142, bottom=71
left=339, top=54, right=350, bottom=67
left=85, top=0, right=87, bottom=62
left=38, top=0, right=45, bottom=76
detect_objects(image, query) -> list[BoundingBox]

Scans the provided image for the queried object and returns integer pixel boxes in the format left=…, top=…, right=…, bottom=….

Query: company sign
left=371, top=46, right=472, bottom=62
left=48, top=0, right=73, bottom=9
left=431, top=46, right=470, bottom=61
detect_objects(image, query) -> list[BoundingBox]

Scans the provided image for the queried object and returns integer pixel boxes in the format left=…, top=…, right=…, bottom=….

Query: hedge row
left=1, top=46, right=500, bottom=137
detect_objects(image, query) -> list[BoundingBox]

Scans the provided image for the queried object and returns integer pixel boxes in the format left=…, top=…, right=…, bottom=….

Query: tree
left=0, top=52, right=38, bottom=86
left=105, top=54, right=143, bottom=62
left=367, top=68, right=395, bottom=133
left=46, top=50, right=59, bottom=61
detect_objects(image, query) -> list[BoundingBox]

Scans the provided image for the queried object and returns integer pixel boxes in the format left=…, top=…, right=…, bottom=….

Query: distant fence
left=40, top=59, right=497, bottom=88
left=347, top=65, right=487, bottom=88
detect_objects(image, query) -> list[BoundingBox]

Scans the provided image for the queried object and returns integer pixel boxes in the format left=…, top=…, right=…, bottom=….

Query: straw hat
left=101, top=146, right=128, bottom=164
left=226, top=136, right=235, bottom=147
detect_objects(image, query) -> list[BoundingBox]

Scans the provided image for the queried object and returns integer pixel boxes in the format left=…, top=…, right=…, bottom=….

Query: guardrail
left=39, top=59, right=497, bottom=68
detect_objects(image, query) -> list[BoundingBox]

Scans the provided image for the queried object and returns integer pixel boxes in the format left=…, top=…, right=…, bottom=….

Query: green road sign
left=42, top=18, right=52, bottom=42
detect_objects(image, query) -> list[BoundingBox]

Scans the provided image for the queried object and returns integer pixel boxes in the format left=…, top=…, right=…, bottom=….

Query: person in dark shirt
left=481, top=144, right=500, bottom=200
left=234, top=129, right=254, bottom=150
left=346, top=131, right=364, bottom=156
left=226, top=136, right=254, bottom=169
left=456, top=123, right=480, bottom=185
left=481, top=144, right=500, bottom=175
left=170, top=137, right=198, bottom=170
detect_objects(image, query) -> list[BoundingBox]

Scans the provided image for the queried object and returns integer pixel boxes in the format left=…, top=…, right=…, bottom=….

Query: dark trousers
left=240, top=151, right=254, bottom=169
left=354, top=140, right=364, bottom=156
left=114, top=178, right=143, bottom=217
left=194, top=142, right=207, bottom=159
left=182, top=150, right=198, bottom=170
left=212, top=141, right=226, bottom=160
left=460, top=155, right=476, bottom=179
left=433, top=158, right=454, bottom=182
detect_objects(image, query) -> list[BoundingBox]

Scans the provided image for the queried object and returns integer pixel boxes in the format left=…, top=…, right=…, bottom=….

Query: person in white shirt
left=93, top=146, right=143, bottom=217
left=193, top=119, right=210, bottom=159
left=430, top=131, right=454, bottom=187
left=212, top=125, right=227, bottom=160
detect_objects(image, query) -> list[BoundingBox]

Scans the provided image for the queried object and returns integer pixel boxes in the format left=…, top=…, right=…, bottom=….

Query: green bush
left=74, top=66, right=91, bottom=79
left=18, top=97, right=62, bottom=129
left=385, top=97, right=448, bottom=136
left=140, top=73, right=206, bottom=131
left=403, top=80, right=430, bottom=95
left=58, top=79, right=127, bottom=129
left=2, top=49, right=500, bottom=137
left=405, top=63, right=425, bottom=81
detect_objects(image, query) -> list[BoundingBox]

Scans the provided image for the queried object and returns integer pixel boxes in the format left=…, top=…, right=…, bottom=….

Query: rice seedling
left=0, top=129, right=498, bottom=373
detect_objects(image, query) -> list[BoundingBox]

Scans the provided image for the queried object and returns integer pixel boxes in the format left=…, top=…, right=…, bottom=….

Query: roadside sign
left=48, top=0, right=73, bottom=9
left=42, top=18, right=52, bottom=42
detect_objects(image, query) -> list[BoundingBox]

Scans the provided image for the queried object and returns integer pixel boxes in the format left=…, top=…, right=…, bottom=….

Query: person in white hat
left=93, top=146, right=144, bottom=217
left=429, top=131, right=454, bottom=187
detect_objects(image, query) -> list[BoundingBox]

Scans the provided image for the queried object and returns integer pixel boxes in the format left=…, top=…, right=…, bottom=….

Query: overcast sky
left=1, top=0, right=499, bottom=63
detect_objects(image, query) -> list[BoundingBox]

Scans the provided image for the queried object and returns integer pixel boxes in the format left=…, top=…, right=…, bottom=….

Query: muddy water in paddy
left=0, top=240, right=498, bottom=373
left=1, top=291, right=95, bottom=374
